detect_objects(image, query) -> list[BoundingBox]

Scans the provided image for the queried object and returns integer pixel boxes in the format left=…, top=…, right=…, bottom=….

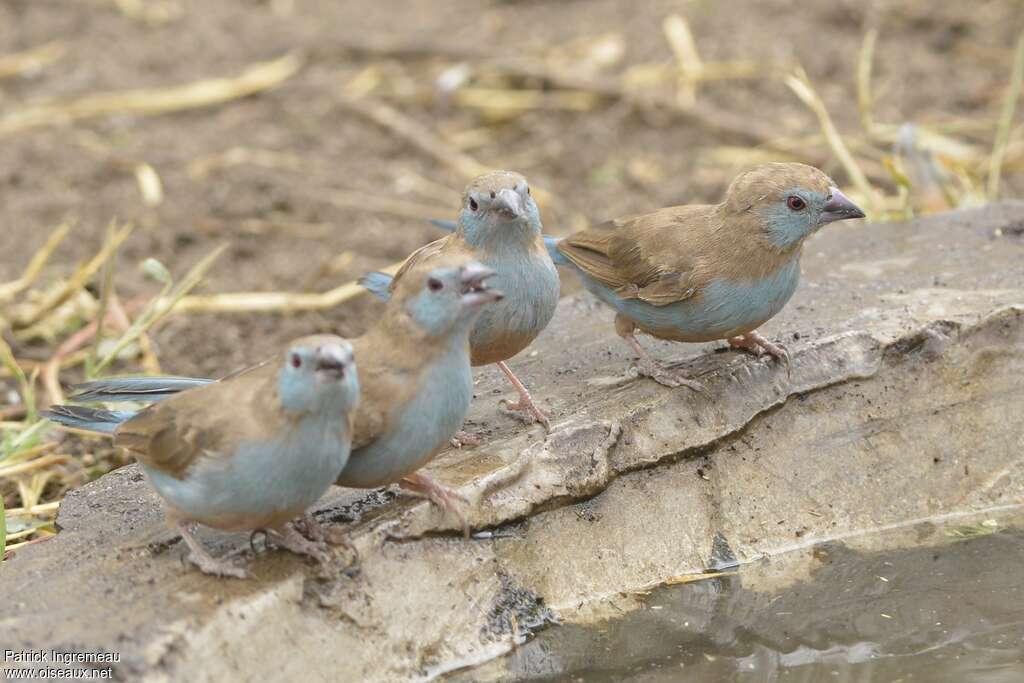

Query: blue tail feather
left=359, top=271, right=394, bottom=302
left=429, top=218, right=457, bottom=233
left=42, top=405, right=136, bottom=434
left=70, top=376, right=213, bottom=403
left=544, top=236, right=568, bottom=266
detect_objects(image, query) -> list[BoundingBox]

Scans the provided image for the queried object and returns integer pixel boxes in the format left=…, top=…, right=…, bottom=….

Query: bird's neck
left=710, top=204, right=805, bottom=279
left=459, top=222, right=538, bottom=253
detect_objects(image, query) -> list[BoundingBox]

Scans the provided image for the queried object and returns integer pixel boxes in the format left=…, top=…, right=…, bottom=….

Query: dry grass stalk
left=0, top=53, right=303, bottom=136
left=340, top=94, right=490, bottom=181
left=662, top=14, right=702, bottom=107
left=0, top=41, right=67, bottom=81
left=332, top=34, right=779, bottom=146
left=174, top=262, right=402, bottom=314
left=0, top=453, right=68, bottom=479
left=857, top=29, right=879, bottom=135
left=91, top=244, right=229, bottom=376
left=785, top=67, right=881, bottom=217
left=0, top=221, right=73, bottom=305
left=987, top=32, right=1024, bottom=199
left=452, top=88, right=599, bottom=113
left=13, top=221, right=134, bottom=330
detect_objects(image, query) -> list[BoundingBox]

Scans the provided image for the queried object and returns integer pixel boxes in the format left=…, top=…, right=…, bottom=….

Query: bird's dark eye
left=428, top=277, right=444, bottom=292
left=469, top=198, right=479, bottom=211
left=787, top=196, right=806, bottom=211
left=291, top=353, right=302, bottom=369
left=489, top=191, right=496, bottom=199
left=526, top=186, right=531, bottom=196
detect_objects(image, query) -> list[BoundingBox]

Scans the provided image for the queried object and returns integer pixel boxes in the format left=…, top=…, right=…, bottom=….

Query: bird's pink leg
left=728, top=331, right=790, bottom=374
left=399, top=472, right=470, bottom=537
left=496, top=361, right=551, bottom=431
left=177, top=522, right=248, bottom=579
left=623, top=333, right=706, bottom=393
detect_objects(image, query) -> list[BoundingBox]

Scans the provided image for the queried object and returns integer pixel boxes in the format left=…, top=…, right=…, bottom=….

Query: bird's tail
left=359, top=271, right=394, bottom=302
left=429, top=218, right=457, bottom=233
left=544, top=236, right=569, bottom=266
left=41, top=405, right=136, bottom=434
left=69, top=376, right=213, bottom=404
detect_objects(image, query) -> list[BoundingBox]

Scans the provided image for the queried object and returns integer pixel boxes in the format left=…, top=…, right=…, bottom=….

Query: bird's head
left=458, top=171, right=542, bottom=248
left=277, top=335, right=359, bottom=416
left=724, top=162, right=865, bottom=249
left=393, top=255, right=503, bottom=337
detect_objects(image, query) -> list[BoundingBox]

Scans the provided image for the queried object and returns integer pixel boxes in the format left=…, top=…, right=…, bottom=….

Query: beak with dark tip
left=459, top=262, right=504, bottom=306
left=491, top=187, right=524, bottom=221
left=818, top=187, right=866, bottom=226
left=315, top=343, right=352, bottom=381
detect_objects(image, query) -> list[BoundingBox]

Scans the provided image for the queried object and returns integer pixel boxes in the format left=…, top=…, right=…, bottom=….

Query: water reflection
left=452, top=523, right=1024, bottom=682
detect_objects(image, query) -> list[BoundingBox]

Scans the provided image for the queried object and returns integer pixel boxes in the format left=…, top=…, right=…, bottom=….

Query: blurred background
left=0, top=0, right=1022, bottom=551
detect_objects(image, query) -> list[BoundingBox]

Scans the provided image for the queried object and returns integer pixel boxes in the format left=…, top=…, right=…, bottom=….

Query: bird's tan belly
left=470, top=329, right=537, bottom=366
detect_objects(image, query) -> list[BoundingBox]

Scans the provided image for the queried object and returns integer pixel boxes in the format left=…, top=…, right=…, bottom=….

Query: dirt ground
left=2, top=0, right=1021, bottom=372
left=0, top=0, right=1021, bottom=505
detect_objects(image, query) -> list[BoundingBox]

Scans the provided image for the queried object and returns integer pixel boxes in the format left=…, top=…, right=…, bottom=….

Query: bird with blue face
left=65, top=257, right=504, bottom=536
left=43, top=336, right=359, bottom=579
left=361, top=171, right=559, bottom=435
left=547, top=162, right=865, bottom=388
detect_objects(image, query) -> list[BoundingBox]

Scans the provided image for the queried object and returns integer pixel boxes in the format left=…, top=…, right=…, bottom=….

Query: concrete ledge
left=3, top=203, right=1024, bottom=681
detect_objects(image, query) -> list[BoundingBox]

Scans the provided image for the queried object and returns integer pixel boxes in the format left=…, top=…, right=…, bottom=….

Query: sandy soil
left=0, top=0, right=1020, bottom=373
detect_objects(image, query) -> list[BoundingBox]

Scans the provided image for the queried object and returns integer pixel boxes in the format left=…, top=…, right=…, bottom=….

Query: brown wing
left=557, top=206, right=716, bottom=306
left=348, top=333, right=420, bottom=450
left=114, top=365, right=280, bottom=479
left=387, top=235, right=456, bottom=294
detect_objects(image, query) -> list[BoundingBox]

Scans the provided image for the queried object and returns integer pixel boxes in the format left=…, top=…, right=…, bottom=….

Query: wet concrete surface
left=451, top=509, right=1024, bottom=683
left=2, top=203, right=1024, bottom=681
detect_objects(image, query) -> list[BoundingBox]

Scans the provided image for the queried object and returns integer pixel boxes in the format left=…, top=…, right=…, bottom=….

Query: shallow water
left=452, top=514, right=1024, bottom=682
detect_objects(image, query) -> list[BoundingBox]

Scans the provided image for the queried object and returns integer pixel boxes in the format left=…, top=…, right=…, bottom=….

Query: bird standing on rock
left=64, top=257, right=505, bottom=536
left=361, top=170, right=559, bottom=436
left=548, top=162, right=866, bottom=389
left=44, top=336, right=360, bottom=579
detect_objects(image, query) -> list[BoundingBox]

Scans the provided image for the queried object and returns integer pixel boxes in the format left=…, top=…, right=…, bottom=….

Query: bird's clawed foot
left=623, top=333, right=707, bottom=394
left=631, top=358, right=707, bottom=393
left=399, top=472, right=470, bottom=537
left=178, top=523, right=248, bottom=579
left=268, top=524, right=331, bottom=565
left=499, top=396, right=551, bottom=430
left=728, top=331, right=791, bottom=377
left=295, top=513, right=359, bottom=566
left=450, top=430, right=484, bottom=448
left=496, top=361, right=551, bottom=431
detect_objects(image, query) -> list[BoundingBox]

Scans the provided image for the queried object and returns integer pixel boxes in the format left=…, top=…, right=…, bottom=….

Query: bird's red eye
left=490, top=191, right=496, bottom=199
left=428, top=277, right=443, bottom=292
left=291, top=353, right=302, bottom=369
left=469, top=198, right=479, bottom=211
left=787, top=196, right=806, bottom=211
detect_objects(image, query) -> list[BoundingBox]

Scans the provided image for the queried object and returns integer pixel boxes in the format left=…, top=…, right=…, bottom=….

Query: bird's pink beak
left=460, top=262, right=503, bottom=306
left=315, top=343, right=352, bottom=381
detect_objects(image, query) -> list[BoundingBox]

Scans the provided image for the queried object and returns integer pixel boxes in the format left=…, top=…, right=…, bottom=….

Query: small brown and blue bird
left=546, top=162, right=865, bottom=388
left=361, top=170, right=560, bottom=435
left=64, top=257, right=505, bottom=536
left=44, top=336, right=360, bottom=579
